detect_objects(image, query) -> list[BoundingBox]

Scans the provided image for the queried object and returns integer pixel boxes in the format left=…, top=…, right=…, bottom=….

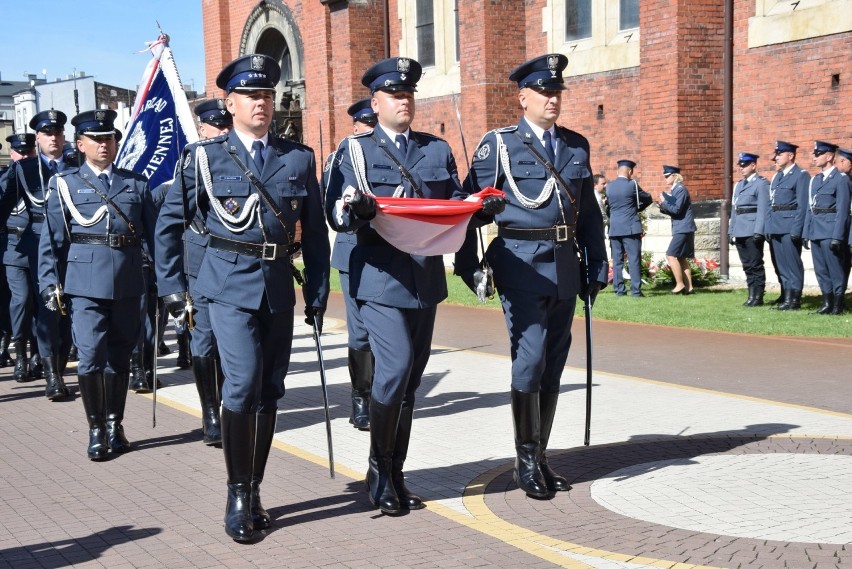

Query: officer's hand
left=162, top=292, right=188, bottom=319
left=579, top=280, right=604, bottom=306
left=728, top=236, right=736, bottom=246
left=790, top=235, right=803, bottom=247
left=348, top=190, right=377, bottom=220
left=803, top=239, right=810, bottom=251
left=830, top=239, right=844, bottom=254
left=41, top=285, right=64, bottom=312
left=480, top=196, right=508, bottom=217
left=305, top=306, right=325, bottom=333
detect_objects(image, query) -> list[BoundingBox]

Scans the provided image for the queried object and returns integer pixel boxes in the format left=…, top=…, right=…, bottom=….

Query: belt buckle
left=555, top=225, right=569, bottom=242
left=107, top=234, right=119, bottom=247
left=261, top=242, right=278, bottom=260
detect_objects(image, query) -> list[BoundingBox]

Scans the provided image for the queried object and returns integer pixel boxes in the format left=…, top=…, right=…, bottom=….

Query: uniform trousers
left=734, top=236, right=766, bottom=288
left=769, top=234, right=804, bottom=290
left=134, top=264, right=157, bottom=357
left=209, top=297, right=291, bottom=414
left=339, top=272, right=369, bottom=351
left=810, top=239, right=845, bottom=296
left=610, top=235, right=643, bottom=295
left=69, top=296, right=140, bottom=375
left=187, top=274, right=216, bottom=358
left=500, top=286, right=575, bottom=394
left=359, top=302, right=436, bottom=406
left=5, top=265, right=33, bottom=342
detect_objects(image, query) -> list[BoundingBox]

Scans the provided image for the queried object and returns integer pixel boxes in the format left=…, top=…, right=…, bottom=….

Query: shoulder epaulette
left=494, top=125, right=518, bottom=134
left=114, top=167, right=148, bottom=182
left=275, top=136, right=312, bottom=152
left=56, top=167, right=79, bottom=177
left=350, top=131, right=372, bottom=139
left=195, top=133, right=228, bottom=146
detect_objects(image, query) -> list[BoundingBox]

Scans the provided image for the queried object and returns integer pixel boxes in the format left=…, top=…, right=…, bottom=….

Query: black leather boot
left=176, top=332, right=191, bottom=369
left=44, top=355, right=70, bottom=401
left=104, top=372, right=131, bottom=454
left=348, top=348, right=373, bottom=430
left=776, top=288, right=800, bottom=311
left=222, top=408, right=256, bottom=542
left=365, top=400, right=402, bottom=515
left=750, top=285, right=764, bottom=307
left=143, top=347, right=162, bottom=389
left=251, top=412, right=277, bottom=530
left=78, top=373, right=108, bottom=460
left=193, top=356, right=222, bottom=445
left=28, top=340, right=43, bottom=380
left=0, top=331, right=12, bottom=367
left=539, top=391, right=570, bottom=492
left=831, top=294, right=845, bottom=315
left=511, top=389, right=550, bottom=499
left=392, top=401, right=424, bottom=509
left=157, top=340, right=170, bottom=356
left=789, top=289, right=803, bottom=310
left=67, top=344, right=78, bottom=363
left=742, top=286, right=755, bottom=307
left=12, top=339, right=31, bottom=382
left=814, top=293, right=834, bottom=315
left=129, top=350, right=150, bottom=393
left=770, top=285, right=786, bottom=306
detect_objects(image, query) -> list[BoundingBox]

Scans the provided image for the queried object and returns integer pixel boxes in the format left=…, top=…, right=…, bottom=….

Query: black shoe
left=225, top=482, right=254, bottom=542
left=813, top=293, right=834, bottom=315
left=44, top=356, right=70, bottom=401
left=28, top=352, right=43, bottom=380
left=12, top=340, right=31, bottom=383
left=67, top=345, right=78, bottom=363
left=129, top=351, right=150, bottom=393
left=157, top=341, right=171, bottom=357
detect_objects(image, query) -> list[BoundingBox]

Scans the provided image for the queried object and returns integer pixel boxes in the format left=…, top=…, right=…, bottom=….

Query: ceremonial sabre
left=312, top=314, right=335, bottom=478
left=583, top=246, right=594, bottom=446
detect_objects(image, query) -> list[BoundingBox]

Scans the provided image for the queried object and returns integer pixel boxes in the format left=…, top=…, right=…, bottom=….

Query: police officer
left=330, top=98, right=377, bottom=430
left=728, top=152, right=770, bottom=306
left=836, top=148, right=852, bottom=288
left=606, top=159, right=652, bottom=297
left=657, top=165, right=697, bottom=294
left=155, top=54, right=329, bottom=542
left=804, top=141, right=850, bottom=315
left=326, top=57, right=470, bottom=514
left=459, top=54, right=607, bottom=499
left=38, top=109, right=158, bottom=459
left=766, top=141, right=810, bottom=310
left=185, top=98, right=233, bottom=444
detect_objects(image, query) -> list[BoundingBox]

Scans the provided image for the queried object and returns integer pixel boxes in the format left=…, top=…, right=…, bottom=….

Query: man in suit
left=606, top=159, right=652, bottom=297
left=593, top=173, right=608, bottom=231
left=325, top=57, right=474, bottom=515
left=766, top=141, right=810, bottom=310
left=38, top=109, right=159, bottom=459
left=155, top=54, right=329, bottom=542
left=329, top=98, right=377, bottom=431
left=728, top=152, right=770, bottom=306
left=458, top=54, right=607, bottom=500
left=803, top=141, right=850, bottom=315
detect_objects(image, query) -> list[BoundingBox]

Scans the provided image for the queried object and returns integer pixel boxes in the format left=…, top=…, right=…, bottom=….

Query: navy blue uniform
left=462, top=118, right=607, bottom=394
left=606, top=176, right=651, bottom=296
left=729, top=174, right=770, bottom=290
left=326, top=128, right=461, bottom=406
left=804, top=168, right=851, bottom=297
left=766, top=165, right=810, bottom=291
left=155, top=131, right=330, bottom=415
left=659, top=181, right=697, bottom=257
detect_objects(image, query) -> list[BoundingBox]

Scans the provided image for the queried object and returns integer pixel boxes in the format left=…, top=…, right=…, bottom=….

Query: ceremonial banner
left=117, top=34, right=198, bottom=189
left=370, top=187, right=505, bottom=256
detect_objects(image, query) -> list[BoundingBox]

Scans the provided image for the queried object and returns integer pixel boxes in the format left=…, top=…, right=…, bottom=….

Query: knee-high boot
left=78, top=373, right=108, bottom=460
left=129, top=350, right=150, bottom=393
left=12, top=339, right=30, bottom=382
left=0, top=331, right=12, bottom=367
left=43, top=355, right=70, bottom=401
left=251, top=412, right=276, bottom=530
left=511, top=389, right=550, bottom=499
left=192, top=356, right=222, bottom=445
left=539, top=391, right=570, bottom=492
left=176, top=332, right=191, bottom=369
left=222, top=408, right=256, bottom=542
left=365, top=400, right=402, bottom=515
left=28, top=339, right=43, bottom=380
left=392, top=401, right=424, bottom=509
left=104, top=372, right=131, bottom=453
left=348, top=348, right=373, bottom=430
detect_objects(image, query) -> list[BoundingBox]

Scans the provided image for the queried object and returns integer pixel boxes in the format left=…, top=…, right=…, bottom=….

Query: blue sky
left=0, top=1, right=205, bottom=92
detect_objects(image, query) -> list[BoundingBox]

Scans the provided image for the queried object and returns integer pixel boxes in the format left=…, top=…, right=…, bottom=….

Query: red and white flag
left=370, top=188, right=505, bottom=256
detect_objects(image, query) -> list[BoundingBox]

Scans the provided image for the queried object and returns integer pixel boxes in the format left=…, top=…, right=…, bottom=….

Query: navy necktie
left=252, top=140, right=265, bottom=173
left=48, top=160, right=57, bottom=175
left=98, top=173, right=110, bottom=192
left=395, top=134, right=408, bottom=158
left=543, top=130, right=556, bottom=164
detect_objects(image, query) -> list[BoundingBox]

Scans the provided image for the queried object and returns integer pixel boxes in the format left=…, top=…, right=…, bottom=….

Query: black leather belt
left=71, top=233, right=140, bottom=248
left=498, top=224, right=576, bottom=242
left=771, top=204, right=797, bottom=211
left=735, top=207, right=757, bottom=214
left=5, top=226, right=24, bottom=238
left=811, top=207, right=837, bottom=214
left=30, top=213, right=45, bottom=222
left=208, top=234, right=298, bottom=260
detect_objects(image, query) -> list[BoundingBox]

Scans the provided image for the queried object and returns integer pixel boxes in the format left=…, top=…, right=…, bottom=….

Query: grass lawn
left=325, top=268, right=851, bottom=339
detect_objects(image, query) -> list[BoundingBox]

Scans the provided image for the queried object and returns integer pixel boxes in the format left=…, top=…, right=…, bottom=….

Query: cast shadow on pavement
left=0, top=525, right=162, bottom=569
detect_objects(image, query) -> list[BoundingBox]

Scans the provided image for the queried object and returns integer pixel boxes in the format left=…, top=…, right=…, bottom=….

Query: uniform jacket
left=606, top=176, right=652, bottom=237
left=803, top=167, right=851, bottom=242
left=729, top=174, right=769, bottom=238
left=765, top=164, right=810, bottom=237
left=659, top=182, right=697, bottom=234
left=0, top=156, right=54, bottom=268
left=155, top=131, right=330, bottom=313
left=324, top=150, right=359, bottom=273
left=461, top=119, right=608, bottom=299
left=38, top=163, right=158, bottom=300
left=325, top=128, right=462, bottom=309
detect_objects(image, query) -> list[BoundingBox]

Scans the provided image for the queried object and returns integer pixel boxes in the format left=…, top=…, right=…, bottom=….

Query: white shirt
left=233, top=128, right=269, bottom=161
left=378, top=124, right=410, bottom=150
left=523, top=118, right=557, bottom=157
